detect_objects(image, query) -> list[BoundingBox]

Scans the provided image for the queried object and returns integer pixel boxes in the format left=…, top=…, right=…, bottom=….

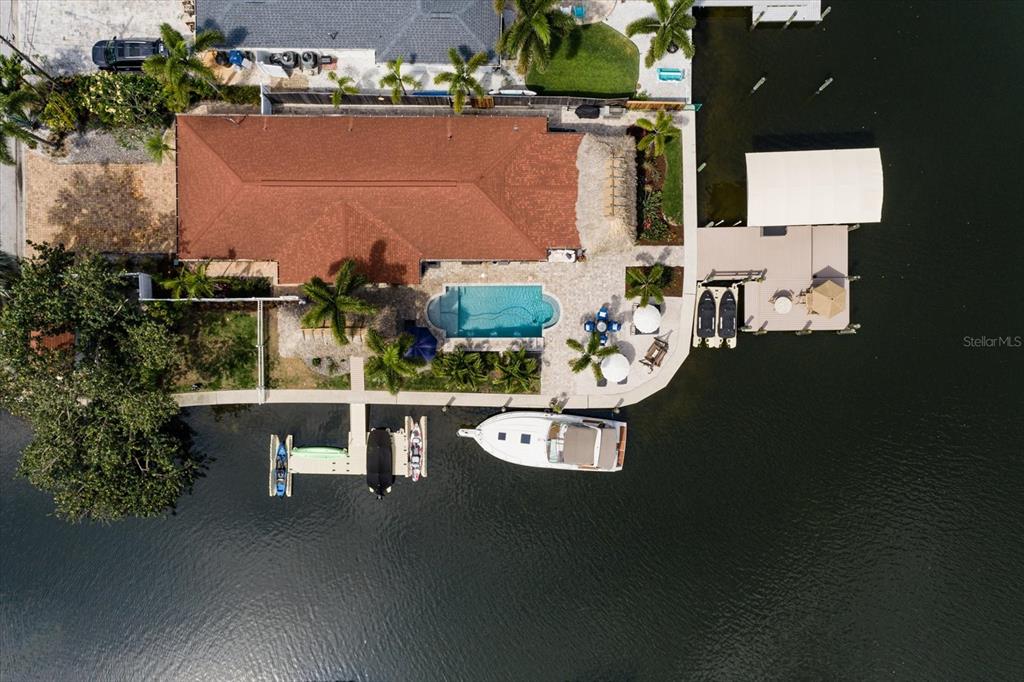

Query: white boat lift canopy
left=746, top=148, right=884, bottom=227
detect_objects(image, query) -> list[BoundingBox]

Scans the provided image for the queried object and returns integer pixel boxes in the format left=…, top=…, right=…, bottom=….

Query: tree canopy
left=0, top=244, right=197, bottom=522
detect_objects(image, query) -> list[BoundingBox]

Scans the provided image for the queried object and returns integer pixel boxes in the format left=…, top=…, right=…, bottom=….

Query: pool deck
left=176, top=110, right=699, bottom=411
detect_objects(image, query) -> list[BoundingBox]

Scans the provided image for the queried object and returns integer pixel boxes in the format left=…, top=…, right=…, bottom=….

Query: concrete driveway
left=19, top=0, right=191, bottom=74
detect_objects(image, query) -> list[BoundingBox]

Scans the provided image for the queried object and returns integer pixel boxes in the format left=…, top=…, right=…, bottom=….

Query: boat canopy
left=563, top=426, right=597, bottom=466
left=597, top=429, right=618, bottom=470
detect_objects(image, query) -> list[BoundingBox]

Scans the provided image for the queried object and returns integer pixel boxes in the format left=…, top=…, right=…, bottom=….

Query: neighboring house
left=175, top=115, right=582, bottom=285
left=196, top=0, right=500, bottom=64
left=29, top=330, right=76, bottom=356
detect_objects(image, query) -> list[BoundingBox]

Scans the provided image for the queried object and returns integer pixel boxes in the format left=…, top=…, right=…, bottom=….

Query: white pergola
left=745, top=148, right=884, bottom=226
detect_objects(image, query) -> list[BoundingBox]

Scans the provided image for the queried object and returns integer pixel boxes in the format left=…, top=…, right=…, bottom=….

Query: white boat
left=458, top=412, right=627, bottom=472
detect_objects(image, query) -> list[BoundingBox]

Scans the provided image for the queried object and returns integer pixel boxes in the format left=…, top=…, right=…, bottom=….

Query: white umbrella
left=600, top=353, right=630, bottom=383
left=633, top=305, right=662, bottom=333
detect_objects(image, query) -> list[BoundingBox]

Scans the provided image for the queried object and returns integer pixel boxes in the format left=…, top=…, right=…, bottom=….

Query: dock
left=698, top=224, right=850, bottom=332
left=269, top=403, right=428, bottom=497
left=696, top=0, right=822, bottom=24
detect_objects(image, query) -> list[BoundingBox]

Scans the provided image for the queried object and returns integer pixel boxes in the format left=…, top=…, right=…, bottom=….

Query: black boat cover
left=366, top=428, right=395, bottom=497
left=697, top=290, right=716, bottom=338
left=719, top=290, right=737, bottom=339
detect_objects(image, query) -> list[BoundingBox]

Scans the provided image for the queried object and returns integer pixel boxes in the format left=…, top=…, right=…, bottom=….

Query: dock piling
left=819, top=6, right=832, bottom=23
left=750, top=10, right=764, bottom=31
left=783, top=10, right=798, bottom=29
left=750, top=76, right=767, bottom=94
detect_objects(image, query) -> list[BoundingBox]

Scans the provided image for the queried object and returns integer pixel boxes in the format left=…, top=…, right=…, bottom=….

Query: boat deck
left=697, top=225, right=851, bottom=332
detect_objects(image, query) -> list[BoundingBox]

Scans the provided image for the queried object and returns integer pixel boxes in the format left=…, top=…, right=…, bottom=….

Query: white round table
left=773, top=295, right=793, bottom=314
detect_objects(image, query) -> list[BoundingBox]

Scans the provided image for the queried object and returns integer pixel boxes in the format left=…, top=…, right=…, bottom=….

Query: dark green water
left=3, top=2, right=1024, bottom=679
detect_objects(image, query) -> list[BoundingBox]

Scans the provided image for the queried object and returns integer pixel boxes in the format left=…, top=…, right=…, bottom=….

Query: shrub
left=76, top=71, right=170, bottom=146
left=218, top=276, right=272, bottom=298
left=38, top=80, right=84, bottom=134
left=640, top=190, right=671, bottom=241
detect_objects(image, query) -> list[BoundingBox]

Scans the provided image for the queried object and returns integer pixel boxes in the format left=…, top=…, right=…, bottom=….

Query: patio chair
left=599, top=332, right=609, bottom=346
left=597, top=305, right=609, bottom=321
left=584, top=320, right=596, bottom=333
left=639, top=337, right=669, bottom=373
left=608, top=320, right=622, bottom=333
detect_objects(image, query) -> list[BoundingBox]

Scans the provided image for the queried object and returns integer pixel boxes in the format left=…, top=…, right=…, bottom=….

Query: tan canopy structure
left=806, top=280, right=846, bottom=318
left=746, top=148, right=884, bottom=226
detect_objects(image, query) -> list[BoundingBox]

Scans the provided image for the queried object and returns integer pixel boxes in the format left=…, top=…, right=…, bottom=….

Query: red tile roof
left=176, top=115, right=582, bottom=284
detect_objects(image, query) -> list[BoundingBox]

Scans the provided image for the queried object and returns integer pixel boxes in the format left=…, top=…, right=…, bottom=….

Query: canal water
left=3, top=2, right=1024, bottom=679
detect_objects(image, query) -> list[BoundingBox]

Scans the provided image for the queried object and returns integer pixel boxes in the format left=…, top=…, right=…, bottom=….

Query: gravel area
left=274, top=285, right=431, bottom=362
left=54, top=130, right=155, bottom=165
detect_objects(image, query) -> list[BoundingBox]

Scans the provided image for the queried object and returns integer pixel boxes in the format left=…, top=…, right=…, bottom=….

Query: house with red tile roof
left=176, top=115, right=583, bottom=285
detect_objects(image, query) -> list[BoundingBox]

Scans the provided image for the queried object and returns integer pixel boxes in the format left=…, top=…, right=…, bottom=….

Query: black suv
left=91, top=38, right=167, bottom=71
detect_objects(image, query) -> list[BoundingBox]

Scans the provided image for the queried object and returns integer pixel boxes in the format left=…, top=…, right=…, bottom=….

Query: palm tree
left=378, top=57, right=420, bottom=104
left=0, top=89, right=52, bottom=165
left=625, top=0, right=697, bottom=67
left=142, top=23, right=224, bottom=113
left=566, top=332, right=619, bottom=381
left=327, top=72, right=359, bottom=106
left=365, top=330, right=422, bottom=394
left=635, top=110, right=679, bottom=158
left=161, top=262, right=220, bottom=299
left=495, top=347, right=539, bottom=393
left=300, top=259, right=378, bottom=346
left=144, top=131, right=175, bottom=163
left=626, top=264, right=667, bottom=308
left=434, top=48, right=487, bottom=114
left=432, top=347, right=489, bottom=391
left=495, top=0, right=575, bottom=75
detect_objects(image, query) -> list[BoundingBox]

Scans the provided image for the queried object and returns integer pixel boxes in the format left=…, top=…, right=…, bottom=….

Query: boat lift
left=268, top=412, right=427, bottom=499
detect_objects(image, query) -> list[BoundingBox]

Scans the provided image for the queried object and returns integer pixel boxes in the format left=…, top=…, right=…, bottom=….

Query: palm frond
left=192, top=29, right=225, bottom=53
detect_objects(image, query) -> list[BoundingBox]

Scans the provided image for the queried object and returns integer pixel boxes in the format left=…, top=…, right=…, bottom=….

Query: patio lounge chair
left=639, top=337, right=669, bottom=372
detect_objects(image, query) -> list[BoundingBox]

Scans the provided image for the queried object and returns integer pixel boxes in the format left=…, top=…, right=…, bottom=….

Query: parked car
left=91, top=37, right=166, bottom=71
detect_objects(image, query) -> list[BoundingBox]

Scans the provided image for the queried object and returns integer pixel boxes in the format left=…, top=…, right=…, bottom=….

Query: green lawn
left=526, top=24, right=639, bottom=97
left=174, top=310, right=257, bottom=391
left=662, top=135, right=683, bottom=224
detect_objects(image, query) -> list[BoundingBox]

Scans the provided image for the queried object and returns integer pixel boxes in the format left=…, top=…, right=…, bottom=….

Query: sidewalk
left=0, top=0, right=23, bottom=256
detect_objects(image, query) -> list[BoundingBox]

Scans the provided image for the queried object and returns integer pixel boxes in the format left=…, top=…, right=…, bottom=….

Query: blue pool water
left=427, top=285, right=559, bottom=338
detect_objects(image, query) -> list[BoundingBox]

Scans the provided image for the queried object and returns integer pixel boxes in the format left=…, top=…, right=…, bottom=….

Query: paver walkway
left=350, top=356, right=366, bottom=392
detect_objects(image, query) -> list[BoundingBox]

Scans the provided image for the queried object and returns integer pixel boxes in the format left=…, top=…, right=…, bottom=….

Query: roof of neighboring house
left=197, top=0, right=500, bottom=63
left=29, top=330, right=75, bottom=352
left=176, top=115, right=582, bottom=285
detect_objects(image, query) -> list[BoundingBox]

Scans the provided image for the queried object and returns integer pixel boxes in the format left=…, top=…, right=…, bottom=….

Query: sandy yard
left=25, top=152, right=176, bottom=255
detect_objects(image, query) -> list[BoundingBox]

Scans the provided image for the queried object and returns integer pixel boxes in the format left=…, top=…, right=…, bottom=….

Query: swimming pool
left=426, top=285, right=560, bottom=338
